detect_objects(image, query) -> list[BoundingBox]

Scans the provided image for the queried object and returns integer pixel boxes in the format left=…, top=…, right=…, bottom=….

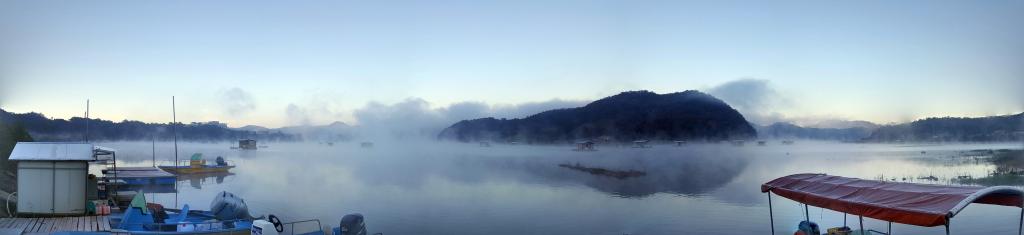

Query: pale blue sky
left=1, top=0, right=1021, bottom=127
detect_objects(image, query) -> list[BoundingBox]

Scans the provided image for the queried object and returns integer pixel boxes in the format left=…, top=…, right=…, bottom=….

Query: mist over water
left=94, top=140, right=1024, bottom=235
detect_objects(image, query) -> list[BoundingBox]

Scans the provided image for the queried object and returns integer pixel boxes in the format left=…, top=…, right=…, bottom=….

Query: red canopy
left=762, top=173, right=1024, bottom=227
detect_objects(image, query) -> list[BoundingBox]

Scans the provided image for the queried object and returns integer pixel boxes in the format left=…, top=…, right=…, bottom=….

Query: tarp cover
left=762, top=173, right=1023, bottom=227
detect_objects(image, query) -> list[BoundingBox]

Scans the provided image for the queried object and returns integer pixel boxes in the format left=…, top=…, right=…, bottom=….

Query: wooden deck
left=0, top=216, right=112, bottom=234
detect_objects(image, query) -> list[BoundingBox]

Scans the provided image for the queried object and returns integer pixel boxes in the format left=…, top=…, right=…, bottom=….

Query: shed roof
left=762, top=173, right=1024, bottom=227
left=8, top=142, right=109, bottom=161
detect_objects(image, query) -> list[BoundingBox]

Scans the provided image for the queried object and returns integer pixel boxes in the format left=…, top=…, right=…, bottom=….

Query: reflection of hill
left=336, top=146, right=750, bottom=199
left=443, top=150, right=750, bottom=198
left=550, top=155, right=748, bottom=198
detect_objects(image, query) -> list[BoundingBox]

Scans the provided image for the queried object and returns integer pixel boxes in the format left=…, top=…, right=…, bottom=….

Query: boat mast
left=152, top=134, right=156, bottom=168
left=85, top=99, right=89, bottom=142
left=172, top=96, right=179, bottom=208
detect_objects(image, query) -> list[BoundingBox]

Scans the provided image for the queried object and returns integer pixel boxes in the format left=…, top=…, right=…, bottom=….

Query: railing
left=282, top=219, right=323, bottom=235
left=115, top=218, right=252, bottom=232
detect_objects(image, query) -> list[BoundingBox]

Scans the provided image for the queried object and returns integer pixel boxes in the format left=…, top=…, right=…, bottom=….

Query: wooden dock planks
left=99, top=215, right=110, bottom=231
left=0, top=215, right=109, bottom=234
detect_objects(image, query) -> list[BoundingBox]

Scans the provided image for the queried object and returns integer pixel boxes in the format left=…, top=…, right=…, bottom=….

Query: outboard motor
left=215, top=156, right=227, bottom=166
left=337, top=213, right=366, bottom=235
left=209, top=191, right=252, bottom=220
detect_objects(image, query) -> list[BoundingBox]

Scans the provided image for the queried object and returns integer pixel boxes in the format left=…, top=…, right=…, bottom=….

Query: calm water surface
left=96, top=141, right=1024, bottom=235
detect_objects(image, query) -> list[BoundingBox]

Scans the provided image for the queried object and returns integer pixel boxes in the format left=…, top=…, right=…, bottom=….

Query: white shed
left=8, top=142, right=111, bottom=216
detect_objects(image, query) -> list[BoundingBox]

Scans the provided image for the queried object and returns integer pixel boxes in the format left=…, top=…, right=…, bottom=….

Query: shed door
left=54, top=161, right=87, bottom=214
left=17, top=161, right=54, bottom=214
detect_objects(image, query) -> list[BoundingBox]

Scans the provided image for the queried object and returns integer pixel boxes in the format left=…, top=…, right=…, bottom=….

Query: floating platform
left=158, top=165, right=234, bottom=174
left=0, top=216, right=114, bottom=234
left=103, top=167, right=176, bottom=185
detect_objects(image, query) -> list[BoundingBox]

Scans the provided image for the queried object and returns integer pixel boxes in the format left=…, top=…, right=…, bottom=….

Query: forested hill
left=438, top=90, right=757, bottom=143
left=867, top=112, right=1024, bottom=142
left=0, top=108, right=295, bottom=142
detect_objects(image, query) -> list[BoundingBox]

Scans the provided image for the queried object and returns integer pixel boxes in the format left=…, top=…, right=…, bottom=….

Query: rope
left=5, top=192, right=15, bottom=218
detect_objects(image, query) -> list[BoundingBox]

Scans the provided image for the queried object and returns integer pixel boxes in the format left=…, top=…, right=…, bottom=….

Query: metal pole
left=888, top=221, right=891, bottom=235
left=844, top=213, right=847, bottom=227
left=1018, top=206, right=1022, bottom=235
left=804, top=204, right=810, bottom=221
left=859, top=216, right=864, bottom=235
left=85, top=99, right=89, bottom=142
left=768, top=192, right=775, bottom=235
left=112, top=152, right=117, bottom=202
left=945, top=223, right=950, bottom=235
left=172, top=96, right=178, bottom=208
left=152, top=136, right=156, bottom=168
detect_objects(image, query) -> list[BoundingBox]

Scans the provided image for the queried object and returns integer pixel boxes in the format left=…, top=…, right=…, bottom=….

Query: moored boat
left=94, top=191, right=257, bottom=235
left=762, top=173, right=1024, bottom=235
left=252, top=213, right=378, bottom=235
left=159, top=153, right=235, bottom=174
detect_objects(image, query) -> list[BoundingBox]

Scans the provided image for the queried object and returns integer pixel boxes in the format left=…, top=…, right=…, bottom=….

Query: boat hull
left=158, top=166, right=234, bottom=174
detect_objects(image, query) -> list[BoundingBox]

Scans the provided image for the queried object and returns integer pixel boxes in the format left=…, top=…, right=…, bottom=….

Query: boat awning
left=761, top=173, right=1024, bottom=227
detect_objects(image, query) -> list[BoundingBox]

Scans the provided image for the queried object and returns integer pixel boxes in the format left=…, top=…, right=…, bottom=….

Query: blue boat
left=252, top=213, right=378, bottom=235
left=106, top=191, right=255, bottom=235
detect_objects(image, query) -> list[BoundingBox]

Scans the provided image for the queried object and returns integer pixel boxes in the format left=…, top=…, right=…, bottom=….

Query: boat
left=159, top=153, right=235, bottom=174
left=103, top=191, right=255, bottom=235
left=252, top=213, right=376, bottom=235
left=761, top=173, right=1024, bottom=235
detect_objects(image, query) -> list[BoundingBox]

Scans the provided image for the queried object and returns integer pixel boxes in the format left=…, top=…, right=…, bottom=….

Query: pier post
left=859, top=216, right=864, bottom=235
left=767, top=192, right=775, bottom=235
left=804, top=204, right=809, bottom=221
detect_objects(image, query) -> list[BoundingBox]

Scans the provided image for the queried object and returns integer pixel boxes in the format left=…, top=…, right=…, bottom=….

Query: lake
left=95, top=141, right=1024, bottom=235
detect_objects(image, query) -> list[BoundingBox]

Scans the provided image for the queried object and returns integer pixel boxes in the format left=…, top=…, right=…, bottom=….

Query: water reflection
left=178, top=172, right=234, bottom=189
left=91, top=141, right=1023, bottom=235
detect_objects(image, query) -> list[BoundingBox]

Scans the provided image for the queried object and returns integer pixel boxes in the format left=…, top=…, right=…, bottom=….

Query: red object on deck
left=762, top=173, right=1024, bottom=227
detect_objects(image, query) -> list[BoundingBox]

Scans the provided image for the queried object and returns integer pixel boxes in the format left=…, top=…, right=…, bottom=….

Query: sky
left=1, top=0, right=1022, bottom=128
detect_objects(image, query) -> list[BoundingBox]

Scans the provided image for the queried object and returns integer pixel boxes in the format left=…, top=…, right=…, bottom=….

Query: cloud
left=217, top=87, right=256, bottom=117
left=707, top=78, right=790, bottom=125
left=351, top=98, right=450, bottom=140
left=285, top=103, right=312, bottom=126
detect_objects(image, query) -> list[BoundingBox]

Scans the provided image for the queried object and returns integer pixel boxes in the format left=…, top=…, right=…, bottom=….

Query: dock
left=103, top=167, right=175, bottom=185
left=0, top=216, right=112, bottom=234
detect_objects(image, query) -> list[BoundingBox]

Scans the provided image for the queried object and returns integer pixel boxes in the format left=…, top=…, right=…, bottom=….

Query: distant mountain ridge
left=0, top=108, right=354, bottom=142
left=756, top=122, right=876, bottom=141
left=866, top=112, right=1024, bottom=142
left=438, top=90, right=757, bottom=143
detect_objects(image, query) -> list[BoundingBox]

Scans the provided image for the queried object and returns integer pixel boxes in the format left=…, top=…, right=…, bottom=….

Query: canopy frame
left=762, top=173, right=1024, bottom=235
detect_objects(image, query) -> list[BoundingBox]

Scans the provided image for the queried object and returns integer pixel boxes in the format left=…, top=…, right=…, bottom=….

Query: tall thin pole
left=767, top=192, right=775, bottom=235
left=85, top=99, right=89, bottom=142
left=859, top=216, right=865, bottom=235
left=1018, top=206, right=1022, bottom=235
left=804, top=204, right=810, bottom=221
left=172, top=96, right=179, bottom=208
left=152, top=135, right=156, bottom=168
